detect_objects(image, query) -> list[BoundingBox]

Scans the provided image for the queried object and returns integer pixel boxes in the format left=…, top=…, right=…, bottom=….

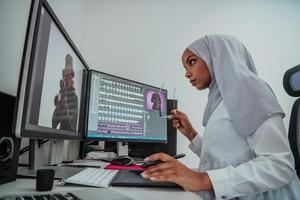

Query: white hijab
left=187, top=34, right=285, bottom=137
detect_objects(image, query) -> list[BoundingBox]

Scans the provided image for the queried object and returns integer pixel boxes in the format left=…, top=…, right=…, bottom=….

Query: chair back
left=283, top=64, right=300, bottom=178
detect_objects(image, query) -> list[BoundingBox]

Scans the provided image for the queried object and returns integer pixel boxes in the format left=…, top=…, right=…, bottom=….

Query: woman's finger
left=144, top=152, right=172, bottom=162
left=145, top=162, right=172, bottom=174
left=172, top=119, right=181, bottom=127
left=142, top=168, right=175, bottom=178
left=171, top=111, right=183, bottom=118
left=171, top=109, right=183, bottom=115
left=149, top=174, right=177, bottom=183
left=172, top=123, right=181, bottom=129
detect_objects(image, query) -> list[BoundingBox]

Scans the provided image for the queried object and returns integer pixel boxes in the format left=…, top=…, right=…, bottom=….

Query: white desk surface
left=0, top=178, right=202, bottom=200
left=1, top=160, right=202, bottom=199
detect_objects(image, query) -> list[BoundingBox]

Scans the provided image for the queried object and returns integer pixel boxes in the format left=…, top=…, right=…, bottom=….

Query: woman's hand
left=170, top=109, right=197, bottom=141
left=141, top=153, right=212, bottom=192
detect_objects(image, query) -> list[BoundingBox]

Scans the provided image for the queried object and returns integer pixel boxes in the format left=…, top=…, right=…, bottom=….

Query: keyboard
left=111, top=170, right=182, bottom=188
left=0, top=192, right=81, bottom=200
left=0, top=189, right=134, bottom=200
left=64, top=168, right=118, bottom=188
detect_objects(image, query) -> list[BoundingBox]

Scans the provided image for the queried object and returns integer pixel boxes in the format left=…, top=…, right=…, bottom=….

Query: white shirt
left=189, top=101, right=300, bottom=200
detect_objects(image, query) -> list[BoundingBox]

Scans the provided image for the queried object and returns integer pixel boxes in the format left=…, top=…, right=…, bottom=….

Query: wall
left=80, top=0, right=300, bottom=168
left=0, top=0, right=32, bottom=96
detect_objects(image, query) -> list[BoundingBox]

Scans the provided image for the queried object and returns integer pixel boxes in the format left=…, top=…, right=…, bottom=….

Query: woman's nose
left=185, top=71, right=192, bottom=78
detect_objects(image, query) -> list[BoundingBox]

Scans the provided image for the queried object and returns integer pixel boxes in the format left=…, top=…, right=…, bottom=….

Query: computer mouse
left=110, top=156, right=135, bottom=166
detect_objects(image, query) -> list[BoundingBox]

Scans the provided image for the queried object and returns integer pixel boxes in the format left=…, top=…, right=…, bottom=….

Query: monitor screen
left=87, top=70, right=168, bottom=143
left=15, top=0, right=88, bottom=140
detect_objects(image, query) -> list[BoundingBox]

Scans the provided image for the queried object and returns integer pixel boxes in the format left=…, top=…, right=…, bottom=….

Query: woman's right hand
left=170, top=109, right=197, bottom=141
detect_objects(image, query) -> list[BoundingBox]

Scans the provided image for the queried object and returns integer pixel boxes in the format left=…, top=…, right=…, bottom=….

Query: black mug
left=36, top=169, right=55, bottom=191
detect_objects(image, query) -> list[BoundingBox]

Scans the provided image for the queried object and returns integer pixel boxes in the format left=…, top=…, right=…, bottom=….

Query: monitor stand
left=18, top=139, right=82, bottom=179
left=29, top=139, right=66, bottom=168
left=28, top=139, right=44, bottom=170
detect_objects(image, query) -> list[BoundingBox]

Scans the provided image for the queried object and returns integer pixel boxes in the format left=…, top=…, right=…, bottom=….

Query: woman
left=141, top=34, right=300, bottom=199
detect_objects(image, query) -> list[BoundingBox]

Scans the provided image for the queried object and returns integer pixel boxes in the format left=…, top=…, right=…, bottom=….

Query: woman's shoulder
left=254, top=113, right=286, bottom=134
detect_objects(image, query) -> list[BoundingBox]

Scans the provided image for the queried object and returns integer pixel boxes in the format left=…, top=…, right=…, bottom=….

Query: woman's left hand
left=141, top=153, right=213, bottom=192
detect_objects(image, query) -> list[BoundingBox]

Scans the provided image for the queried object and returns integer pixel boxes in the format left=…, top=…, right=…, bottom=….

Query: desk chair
left=283, top=64, right=300, bottom=178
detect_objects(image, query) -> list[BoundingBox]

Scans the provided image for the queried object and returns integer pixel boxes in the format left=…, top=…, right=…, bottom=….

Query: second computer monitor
left=87, top=70, right=168, bottom=143
left=15, top=0, right=88, bottom=140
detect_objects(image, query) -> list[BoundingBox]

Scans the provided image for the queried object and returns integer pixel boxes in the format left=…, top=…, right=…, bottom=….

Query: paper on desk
left=86, top=151, right=117, bottom=160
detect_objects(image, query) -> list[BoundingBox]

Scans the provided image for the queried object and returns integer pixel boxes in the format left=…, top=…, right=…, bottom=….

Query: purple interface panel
left=97, top=122, right=143, bottom=136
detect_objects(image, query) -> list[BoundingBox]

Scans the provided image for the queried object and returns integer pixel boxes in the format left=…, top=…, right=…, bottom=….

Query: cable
left=19, top=139, right=49, bottom=156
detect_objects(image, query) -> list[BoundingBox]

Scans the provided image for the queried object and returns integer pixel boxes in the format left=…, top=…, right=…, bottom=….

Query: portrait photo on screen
left=146, top=90, right=166, bottom=112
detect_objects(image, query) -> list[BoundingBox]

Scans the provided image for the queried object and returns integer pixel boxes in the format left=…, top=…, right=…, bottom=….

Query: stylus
left=141, top=154, right=185, bottom=168
left=160, top=115, right=173, bottom=119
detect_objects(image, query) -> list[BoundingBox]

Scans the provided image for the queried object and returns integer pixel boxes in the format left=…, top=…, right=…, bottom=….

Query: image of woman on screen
left=52, top=54, right=78, bottom=132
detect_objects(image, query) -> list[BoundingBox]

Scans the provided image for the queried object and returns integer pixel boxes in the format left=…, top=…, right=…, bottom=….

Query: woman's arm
left=170, top=109, right=203, bottom=156
left=188, top=134, right=203, bottom=157
left=171, top=109, right=197, bottom=141
left=142, top=115, right=296, bottom=199
left=141, top=153, right=213, bottom=191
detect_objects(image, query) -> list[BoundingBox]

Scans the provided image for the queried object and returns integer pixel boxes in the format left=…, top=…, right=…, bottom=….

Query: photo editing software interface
left=87, top=71, right=168, bottom=142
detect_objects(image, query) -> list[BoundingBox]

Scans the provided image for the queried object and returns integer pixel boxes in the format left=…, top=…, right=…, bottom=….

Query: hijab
left=187, top=34, right=285, bottom=137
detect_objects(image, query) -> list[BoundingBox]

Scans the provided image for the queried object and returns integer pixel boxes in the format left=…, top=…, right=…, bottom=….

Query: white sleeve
left=206, top=115, right=296, bottom=199
left=188, top=133, right=202, bottom=157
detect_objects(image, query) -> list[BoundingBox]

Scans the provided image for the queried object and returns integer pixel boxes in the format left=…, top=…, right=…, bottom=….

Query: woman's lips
left=190, top=79, right=196, bottom=86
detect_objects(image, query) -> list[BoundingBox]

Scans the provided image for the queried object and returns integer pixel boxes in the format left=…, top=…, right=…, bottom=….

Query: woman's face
left=181, top=48, right=211, bottom=90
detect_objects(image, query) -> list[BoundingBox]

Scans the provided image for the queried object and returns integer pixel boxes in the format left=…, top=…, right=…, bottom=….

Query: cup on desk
left=36, top=169, right=55, bottom=191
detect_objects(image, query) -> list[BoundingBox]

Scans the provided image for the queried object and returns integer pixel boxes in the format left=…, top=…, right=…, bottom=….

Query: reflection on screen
left=87, top=71, right=167, bottom=142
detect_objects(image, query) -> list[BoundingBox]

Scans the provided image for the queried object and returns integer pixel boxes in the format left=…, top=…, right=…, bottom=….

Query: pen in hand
left=141, top=154, right=185, bottom=168
left=160, top=110, right=179, bottom=120
left=160, top=115, right=173, bottom=119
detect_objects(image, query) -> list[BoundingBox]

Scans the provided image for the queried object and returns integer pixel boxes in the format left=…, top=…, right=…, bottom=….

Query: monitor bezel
left=18, top=0, right=89, bottom=140
left=86, top=69, right=168, bottom=143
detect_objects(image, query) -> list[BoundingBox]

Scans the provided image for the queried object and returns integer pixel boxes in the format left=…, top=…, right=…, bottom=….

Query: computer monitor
left=12, top=0, right=89, bottom=172
left=86, top=70, right=168, bottom=146
left=15, top=0, right=89, bottom=140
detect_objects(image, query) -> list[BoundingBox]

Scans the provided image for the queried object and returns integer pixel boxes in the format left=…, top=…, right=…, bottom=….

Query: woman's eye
left=189, top=59, right=196, bottom=66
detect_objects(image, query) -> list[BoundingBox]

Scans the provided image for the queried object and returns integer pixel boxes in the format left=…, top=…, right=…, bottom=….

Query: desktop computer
left=14, top=0, right=89, bottom=172
left=84, top=71, right=178, bottom=188
left=86, top=70, right=169, bottom=156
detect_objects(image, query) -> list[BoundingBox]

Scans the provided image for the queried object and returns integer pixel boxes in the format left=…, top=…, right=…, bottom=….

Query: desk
left=1, top=160, right=202, bottom=199
left=0, top=178, right=202, bottom=200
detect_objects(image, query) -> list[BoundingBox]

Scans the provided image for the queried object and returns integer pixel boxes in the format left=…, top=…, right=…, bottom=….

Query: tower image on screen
left=52, top=54, right=78, bottom=132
